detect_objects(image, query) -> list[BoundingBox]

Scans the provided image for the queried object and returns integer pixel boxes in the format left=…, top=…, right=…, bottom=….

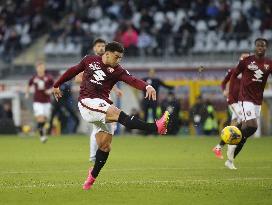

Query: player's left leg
left=89, top=125, right=98, bottom=163
left=213, top=103, right=241, bottom=159
left=233, top=102, right=260, bottom=159
left=83, top=129, right=112, bottom=190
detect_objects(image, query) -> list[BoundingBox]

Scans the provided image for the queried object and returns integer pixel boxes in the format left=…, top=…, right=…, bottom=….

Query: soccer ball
left=220, top=126, right=242, bottom=145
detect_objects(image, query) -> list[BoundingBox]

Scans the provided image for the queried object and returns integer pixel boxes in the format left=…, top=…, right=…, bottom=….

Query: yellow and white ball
left=221, top=126, right=242, bottom=145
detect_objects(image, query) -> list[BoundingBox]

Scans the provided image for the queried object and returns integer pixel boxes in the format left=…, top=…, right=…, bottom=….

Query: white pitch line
left=1, top=177, right=272, bottom=189
left=0, top=166, right=271, bottom=175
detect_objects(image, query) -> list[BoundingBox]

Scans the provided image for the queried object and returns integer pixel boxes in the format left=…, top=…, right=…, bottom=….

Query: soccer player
left=53, top=41, right=169, bottom=189
left=25, top=61, right=54, bottom=143
left=222, top=38, right=271, bottom=169
left=75, top=38, right=123, bottom=163
left=212, top=53, right=249, bottom=160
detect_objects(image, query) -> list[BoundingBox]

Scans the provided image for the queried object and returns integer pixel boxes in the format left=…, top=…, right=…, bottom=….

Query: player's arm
left=25, top=77, right=34, bottom=99
left=119, top=70, right=156, bottom=100
left=75, top=72, right=83, bottom=84
left=229, top=60, right=245, bottom=97
left=221, top=69, right=233, bottom=97
left=158, top=79, right=174, bottom=90
left=53, top=60, right=85, bottom=101
left=45, top=76, right=55, bottom=96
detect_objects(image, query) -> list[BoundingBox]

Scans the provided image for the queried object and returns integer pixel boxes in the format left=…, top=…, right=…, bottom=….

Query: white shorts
left=238, top=101, right=261, bottom=121
left=78, top=98, right=113, bottom=134
left=228, top=103, right=243, bottom=122
left=33, top=102, right=51, bottom=118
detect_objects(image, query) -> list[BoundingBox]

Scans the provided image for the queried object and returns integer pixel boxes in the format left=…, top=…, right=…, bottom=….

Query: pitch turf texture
left=0, top=135, right=272, bottom=205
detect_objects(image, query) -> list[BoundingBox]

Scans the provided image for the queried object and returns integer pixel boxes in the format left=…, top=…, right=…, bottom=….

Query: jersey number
left=93, top=70, right=106, bottom=81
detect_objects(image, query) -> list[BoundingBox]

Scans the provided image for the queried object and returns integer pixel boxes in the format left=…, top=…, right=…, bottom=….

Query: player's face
left=93, top=43, right=106, bottom=56
left=36, top=63, right=45, bottom=77
left=105, top=51, right=123, bottom=67
left=255, top=40, right=267, bottom=57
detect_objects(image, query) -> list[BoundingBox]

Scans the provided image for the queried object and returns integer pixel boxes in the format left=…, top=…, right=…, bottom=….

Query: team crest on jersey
left=264, top=64, right=269, bottom=70
left=248, top=61, right=258, bottom=71
left=107, top=67, right=114, bottom=73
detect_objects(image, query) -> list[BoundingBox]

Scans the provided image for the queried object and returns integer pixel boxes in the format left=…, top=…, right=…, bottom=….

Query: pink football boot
left=156, top=111, right=170, bottom=135
left=83, top=168, right=96, bottom=190
left=212, top=147, right=224, bottom=159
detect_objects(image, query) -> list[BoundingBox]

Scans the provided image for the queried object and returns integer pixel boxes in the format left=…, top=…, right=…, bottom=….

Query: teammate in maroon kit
left=212, top=53, right=249, bottom=160
left=25, top=62, right=54, bottom=143
left=53, top=42, right=170, bottom=189
left=223, top=38, right=271, bottom=169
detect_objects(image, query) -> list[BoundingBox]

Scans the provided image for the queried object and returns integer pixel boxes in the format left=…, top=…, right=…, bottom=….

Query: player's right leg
left=106, top=104, right=170, bottom=135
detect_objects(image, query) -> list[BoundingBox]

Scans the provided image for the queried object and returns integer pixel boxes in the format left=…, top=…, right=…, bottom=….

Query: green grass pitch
left=0, top=135, right=272, bottom=205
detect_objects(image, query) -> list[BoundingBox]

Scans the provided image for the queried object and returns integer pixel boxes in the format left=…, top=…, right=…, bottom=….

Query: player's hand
left=53, top=87, right=62, bottom=101
left=145, top=85, right=156, bottom=101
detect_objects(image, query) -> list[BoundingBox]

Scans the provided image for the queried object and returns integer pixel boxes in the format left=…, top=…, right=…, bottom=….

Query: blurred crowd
left=1, top=0, right=272, bottom=61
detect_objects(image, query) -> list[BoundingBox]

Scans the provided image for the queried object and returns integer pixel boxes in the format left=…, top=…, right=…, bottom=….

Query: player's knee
left=99, top=143, right=111, bottom=152
left=106, top=106, right=121, bottom=122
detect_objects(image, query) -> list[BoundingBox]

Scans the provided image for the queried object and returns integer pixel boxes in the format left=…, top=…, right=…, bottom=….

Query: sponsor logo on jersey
left=246, top=111, right=251, bottom=116
left=248, top=61, right=259, bottom=71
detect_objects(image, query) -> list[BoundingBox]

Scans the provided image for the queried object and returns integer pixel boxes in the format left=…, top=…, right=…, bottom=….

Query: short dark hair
left=255, top=38, right=268, bottom=46
left=93, top=38, right=106, bottom=47
left=105, top=41, right=124, bottom=53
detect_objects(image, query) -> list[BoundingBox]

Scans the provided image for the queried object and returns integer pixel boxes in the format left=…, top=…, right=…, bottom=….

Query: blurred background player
left=74, top=38, right=123, bottom=163
left=25, top=62, right=54, bottom=143
left=189, top=95, right=206, bottom=135
left=161, top=91, right=181, bottom=135
left=212, top=53, right=249, bottom=160
left=223, top=38, right=272, bottom=169
left=53, top=41, right=170, bottom=190
left=142, top=69, right=173, bottom=131
left=48, top=71, right=79, bottom=134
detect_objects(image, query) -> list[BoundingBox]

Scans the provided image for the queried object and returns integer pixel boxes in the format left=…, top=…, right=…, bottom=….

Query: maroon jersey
left=54, top=55, right=148, bottom=104
left=222, top=68, right=241, bottom=104
left=229, top=55, right=272, bottom=105
left=29, top=74, right=54, bottom=103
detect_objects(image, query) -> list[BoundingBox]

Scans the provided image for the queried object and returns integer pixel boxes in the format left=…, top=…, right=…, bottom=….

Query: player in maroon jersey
left=75, top=38, right=123, bottom=163
left=223, top=38, right=272, bottom=169
left=53, top=42, right=170, bottom=189
left=25, top=62, right=54, bottom=143
left=212, top=53, right=249, bottom=159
